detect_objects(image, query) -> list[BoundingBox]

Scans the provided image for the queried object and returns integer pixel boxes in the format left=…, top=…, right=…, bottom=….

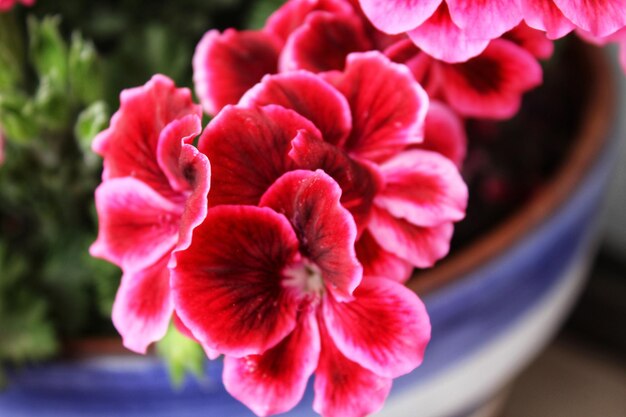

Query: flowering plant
left=0, top=0, right=623, bottom=415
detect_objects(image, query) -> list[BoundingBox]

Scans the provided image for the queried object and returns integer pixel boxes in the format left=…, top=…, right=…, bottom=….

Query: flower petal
left=552, top=0, right=626, bottom=37
left=329, top=51, right=428, bottom=162
left=197, top=105, right=318, bottom=207
left=521, top=0, right=575, bottom=39
left=446, top=0, right=522, bottom=39
left=313, top=320, right=392, bottom=417
left=193, top=29, right=281, bottom=115
left=419, top=100, right=467, bottom=167
left=112, top=256, right=173, bottom=354
left=260, top=170, right=362, bottom=302
left=323, top=276, right=430, bottom=378
left=173, top=312, right=220, bottom=360
left=90, top=177, right=181, bottom=272
left=503, top=22, right=555, bottom=59
left=358, top=0, right=442, bottom=34
left=355, top=231, right=414, bottom=283
left=239, top=71, right=352, bottom=147
left=172, top=205, right=300, bottom=357
left=437, top=39, right=543, bottom=119
left=223, top=312, right=320, bottom=417
left=279, top=11, right=372, bottom=73
left=375, top=149, right=468, bottom=227
left=408, top=3, right=490, bottom=63
left=92, top=75, right=201, bottom=198
left=368, top=206, right=454, bottom=268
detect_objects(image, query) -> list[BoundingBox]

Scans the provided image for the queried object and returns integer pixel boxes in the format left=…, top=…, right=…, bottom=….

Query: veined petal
left=90, top=177, right=181, bottom=272
left=260, top=170, right=362, bottom=302
left=552, top=0, right=626, bottom=37
left=173, top=312, right=220, bottom=360
left=368, top=206, right=454, bottom=268
left=330, top=51, right=428, bottom=162
left=279, top=11, right=372, bottom=73
left=521, top=0, right=575, bottom=39
left=193, top=29, right=281, bottom=115
left=375, top=149, right=467, bottom=227
left=313, top=320, right=392, bottom=417
left=408, top=3, right=490, bottom=63
left=419, top=100, right=467, bottom=167
left=437, top=39, right=543, bottom=119
left=172, top=205, right=300, bottom=357
left=92, top=75, right=201, bottom=198
left=197, top=105, right=318, bottom=207
left=112, top=256, right=173, bottom=354
left=446, top=0, right=522, bottom=39
left=288, top=130, right=381, bottom=231
left=323, top=276, right=430, bottom=378
left=358, top=0, right=442, bottom=34
left=239, top=71, right=352, bottom=147
left=223, top=312, right=320, bottom=417
left=355, top=231, right=414, bottom=283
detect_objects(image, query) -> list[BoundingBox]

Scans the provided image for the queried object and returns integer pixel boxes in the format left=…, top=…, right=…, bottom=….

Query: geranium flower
left=198, top=52, right=467, bottom=282
left=172, top=169, right=431, bottom=416
left=0, top=0, right=34, bottom=11
left=90, top=75, right=211, bottom=353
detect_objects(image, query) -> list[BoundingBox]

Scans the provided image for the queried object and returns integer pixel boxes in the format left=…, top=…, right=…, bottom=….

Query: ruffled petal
left=358, top=0, right=442, bottom=34
left=437, top=39, right=543, bottom=119
left=260, top=170, right=362, bottom=302
left=279, top=11, right=372, bottom=73
left=323, top=276, right=430, bottom=378
left=197, top=105, right=318, bottom=207
left=329, top=51, right=428, bottom=162
left=368, top=206, right=454, bottom=268
left=552, top=0, right=626, bottom=37
left=172, top=205, right=301, bottom=357
left=446, top=0, right=522, bottom=39
left=408, top=3, right=490, bottom=63
left=503, top=22, right=555, bottom=59
left=90, top=177, right=181, bottom=272
left=239, top=71, right=352, bottom=146
left=223, top=312, right=320, bottom=417
left=313, top=320, right=392, bottom=417
left=419, top=100, right=467, bottom=167
left=375, top=149, right=467, bottom=227
left=112, top=256, right=173, bottom=354
left=521, top=0, right=575, bottom=39
left=193, top=29, right=281, bottom=115
left=92, top=75, right=201, bottom=198
left=355, top=231, right=414, bottom=283
left=288, top=130, right=381, bottom=231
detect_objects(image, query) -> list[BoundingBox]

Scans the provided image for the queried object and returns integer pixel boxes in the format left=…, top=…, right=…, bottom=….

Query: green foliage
left=156, top=323, right=207, bottom=388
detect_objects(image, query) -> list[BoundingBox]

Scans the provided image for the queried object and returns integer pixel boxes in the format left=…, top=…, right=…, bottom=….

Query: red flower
left=0, top=0, right=34, bottom=12
left=90, top=75, right=211, bottom=353
left=172, top=170, right=431, bottom=416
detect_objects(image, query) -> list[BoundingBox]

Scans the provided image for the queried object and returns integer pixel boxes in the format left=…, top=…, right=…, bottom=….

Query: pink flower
left=172, top=169, right=431, bottom=416
left=90, top=75, right=211, bottom=353
left=0, top=0, right=34, bottom=11
left=198, top=52, right=467, bottom=281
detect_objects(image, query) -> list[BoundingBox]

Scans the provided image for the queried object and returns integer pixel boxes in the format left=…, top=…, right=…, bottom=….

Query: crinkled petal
left=198, top=105, right=318, bottom=207
left=323, top=276, right=430, bottom=378
left=503, top=22, right=555, bottom=59
left=260, top=170, right=362, bottom=302
left=279, top=11, right=372, bottom=73
left=446, top=0, right=522, bottom=39
left=355, top=231, right=414, bottom=283
left=329, top=51, right=428, bottom=162
left=521, top=0, right=575, bottom=39
left=90, top=177, right=181, bottom=272
left=552, top=0, right=626, bottom=37
left=172, top=205, right=300, bottom=357
left=419, top=100, right=467, bottom=167
left=112, top=256, right=173, bottom=354
left=239, top=71, right=352, bottom=147
left=437, top=39, right=543, bottom=119
left=358, top=0, right=442, bottom=34
left=288, top=130, right=381, bottom=231
left=92, top=75, right=201, bottom=198
left=313, top=320, right=392, bottom=417
left=368, top=206, right=454, bottom=268
left=193, top=29, right=281, bottom=115
left=223, top=312, right=320, bottom=417
left=408, top=3, right=490, bottom=63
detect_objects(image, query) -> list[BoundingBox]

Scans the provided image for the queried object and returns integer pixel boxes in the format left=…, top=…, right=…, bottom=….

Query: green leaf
left=75, top=100, right=108, bottom=158
left=0, top=91, right=38, bottom=143
left=156, top=322, right=207, bottom=388
left=0, top=13, right=25, bottom=91
left=28, top=16, right=68, bottom=91
left=68, top=32, right=104, bottom=104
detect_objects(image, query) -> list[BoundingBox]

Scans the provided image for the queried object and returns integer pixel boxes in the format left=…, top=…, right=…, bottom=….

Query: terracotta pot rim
left=407, top=42, right=616, bottom=296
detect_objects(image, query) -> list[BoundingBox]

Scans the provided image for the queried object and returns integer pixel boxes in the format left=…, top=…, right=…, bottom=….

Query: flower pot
left=0, top=42, right=617, bottom=417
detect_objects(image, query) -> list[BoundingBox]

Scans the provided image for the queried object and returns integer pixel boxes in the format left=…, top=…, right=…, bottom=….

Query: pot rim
left=407, top=41, right=616, bottom=296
